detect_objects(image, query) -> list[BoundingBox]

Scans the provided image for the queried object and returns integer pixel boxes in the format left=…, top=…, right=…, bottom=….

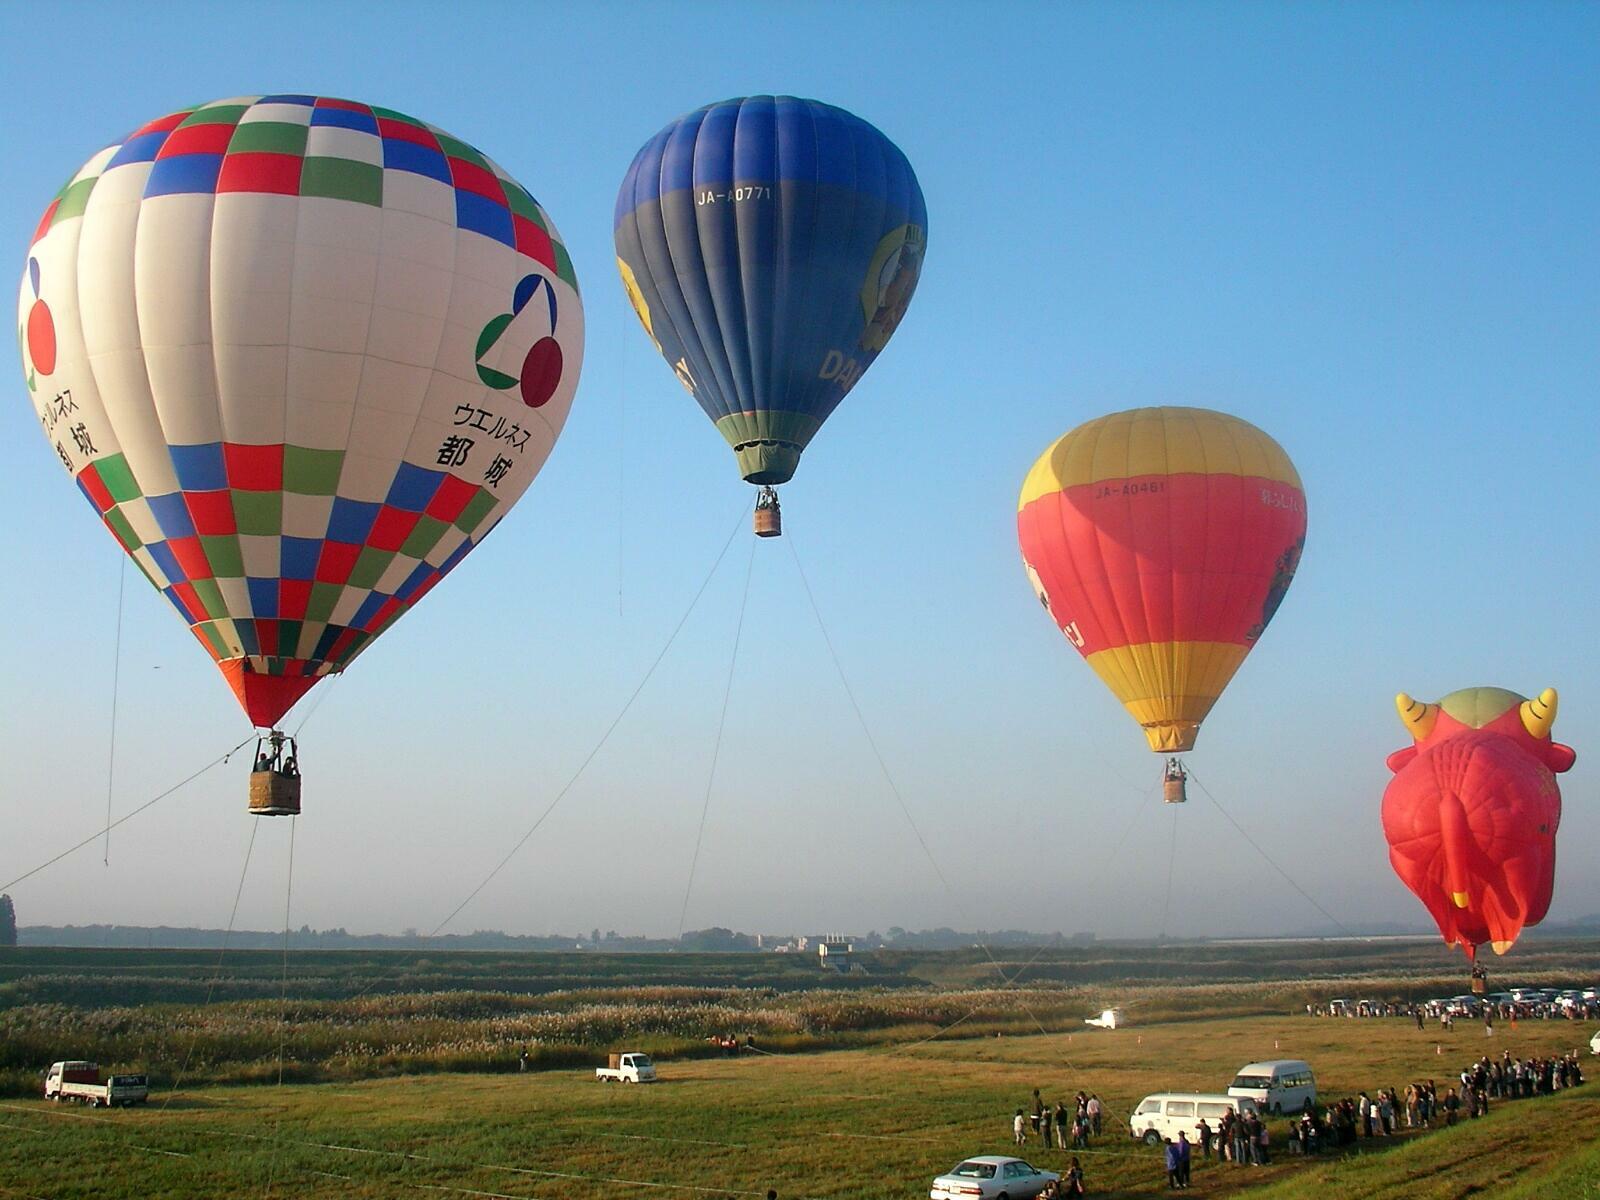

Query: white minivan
left=1228, top=1060, right=1317, bottom=1115
left=1129, top=1093, right=1257, bottom=1145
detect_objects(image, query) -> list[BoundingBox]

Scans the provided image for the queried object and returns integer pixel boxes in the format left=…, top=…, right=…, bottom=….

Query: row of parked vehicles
left=1329, top=985, right=1599, bottom=1019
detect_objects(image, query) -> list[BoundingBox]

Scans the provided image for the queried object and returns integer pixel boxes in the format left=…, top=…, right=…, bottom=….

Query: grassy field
left=1, top=1013, right=1594, bottom=1199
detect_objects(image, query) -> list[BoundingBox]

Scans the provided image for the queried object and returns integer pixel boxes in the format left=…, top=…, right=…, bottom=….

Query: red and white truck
left=43, top=1061, right=149, bottom=1107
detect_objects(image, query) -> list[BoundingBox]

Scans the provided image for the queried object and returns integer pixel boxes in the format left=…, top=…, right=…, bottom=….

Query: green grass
left=0, top=1013, right=1592, bottom=1199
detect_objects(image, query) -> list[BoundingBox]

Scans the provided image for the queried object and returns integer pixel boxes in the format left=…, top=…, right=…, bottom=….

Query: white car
left=930, top=1156, right=1059, bottom=1200
left=1589, top=1030, right=1599, bottom=1056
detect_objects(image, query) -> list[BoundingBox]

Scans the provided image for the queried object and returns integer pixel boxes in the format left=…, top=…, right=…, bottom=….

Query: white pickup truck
left=595, top=1052, right=657, bottom=1083
left=44, top=1061, right=149, bottom=1107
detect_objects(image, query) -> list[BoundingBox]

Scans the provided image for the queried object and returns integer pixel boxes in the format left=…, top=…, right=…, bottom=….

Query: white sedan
left=931, top=1156, right=1059, bottom=1200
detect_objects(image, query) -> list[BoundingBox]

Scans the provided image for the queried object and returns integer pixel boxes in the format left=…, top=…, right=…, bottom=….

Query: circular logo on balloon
left=475, top=273, right=562, bottom=408
left=24, top=257, right=56, bottom=377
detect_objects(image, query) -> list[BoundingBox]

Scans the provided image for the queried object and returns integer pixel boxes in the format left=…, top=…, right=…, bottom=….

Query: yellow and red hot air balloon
left=1017, top=407, right=1306, bottom=793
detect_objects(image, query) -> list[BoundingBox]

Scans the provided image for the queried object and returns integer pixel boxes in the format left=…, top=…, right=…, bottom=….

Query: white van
left=1228, top=1060, right=1317, bottom=1115
left=1129, top=1093, right=1257, bottom=1146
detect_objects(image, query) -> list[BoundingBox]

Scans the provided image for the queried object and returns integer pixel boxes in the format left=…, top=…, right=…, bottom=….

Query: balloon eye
left=1539, top=824, right=1548, bottom=834
left=520, top=337, right=562, bottom=408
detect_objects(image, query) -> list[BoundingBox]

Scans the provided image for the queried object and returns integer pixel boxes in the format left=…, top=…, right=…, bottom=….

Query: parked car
left=930, top=1156, right=1058, bottom=1200
left=1589, top=1031, right=1599, bottom=1056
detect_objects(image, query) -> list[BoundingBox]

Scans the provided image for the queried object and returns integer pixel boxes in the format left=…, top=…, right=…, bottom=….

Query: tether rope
left=1, top=734, right=254, bottom=894
left=1185, top=764, right=1351, bottom=935
left=160, top=817, right=260, bottom=1109
left=678, top=531, right=757, bottom=937
left=786, top=533, right=1054, bottom=1039
left=265, top=815, right=297, bottom=1197
left=1159, top=803, right=1179, bottom=937
left=290, top=672, right=338, bottom=736
left=422, top=503, right=747, bottom=942
left=328, top=503, right=749, bottom=1012
left=103, top=557, right=126, bottom=865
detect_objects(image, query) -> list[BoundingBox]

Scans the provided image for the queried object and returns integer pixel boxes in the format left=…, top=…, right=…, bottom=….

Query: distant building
left=814, top=933, right=856, bottom=969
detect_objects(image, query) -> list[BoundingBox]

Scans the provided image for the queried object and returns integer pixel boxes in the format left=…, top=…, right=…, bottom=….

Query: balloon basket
left=753, top=487, right=782, bottom=538
left=1162, top=758, right=1188, bottom=804
left=249, top=731, right=302, bottom=816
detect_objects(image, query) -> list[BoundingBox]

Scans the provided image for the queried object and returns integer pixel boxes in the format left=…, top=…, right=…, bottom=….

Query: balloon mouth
left=1142, top=722, right=1200, bottom=753
left=735, top=440, right=802, bottom=486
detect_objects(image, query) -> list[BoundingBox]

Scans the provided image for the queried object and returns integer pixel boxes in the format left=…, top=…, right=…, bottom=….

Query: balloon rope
left=103, top=557, right=127, bottom=865
left=618, top=342, right=627, bottom=618
left=266, top=815, right=296, bottom=1198
left=1159, top=803, right=1179, bottom=937
left=786, top=533, right=1053, bottom=1039
left=160, top=818, right=260, bottom=1110
left=677, top=531, right=758, bottom=937
left=1, top=735, right=254, bottom=895
left=1185, top=765, right=1352, bottom=935
left=291, top=673, right=337, bottom=736
left=421, top=502, right=749, bottom=942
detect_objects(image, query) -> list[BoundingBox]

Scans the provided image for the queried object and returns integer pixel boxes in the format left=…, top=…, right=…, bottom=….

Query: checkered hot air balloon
left=1017, top=408, right=1307, bottom=766
left=18, top=96, right=584, bottom=730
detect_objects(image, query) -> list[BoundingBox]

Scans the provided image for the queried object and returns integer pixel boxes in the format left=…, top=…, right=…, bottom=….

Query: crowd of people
left=1271, top=1049, right=1586, bottom=1158
left=1003, top=1046, right=1586, bottom=1195
left=1013, top=1088, right=1105, bottom=1151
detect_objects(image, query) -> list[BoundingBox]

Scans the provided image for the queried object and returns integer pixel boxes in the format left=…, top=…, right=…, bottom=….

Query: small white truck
left=595, top=1052, right=657, bottom=1083
left=44, top=1061, right=149, bottom=1107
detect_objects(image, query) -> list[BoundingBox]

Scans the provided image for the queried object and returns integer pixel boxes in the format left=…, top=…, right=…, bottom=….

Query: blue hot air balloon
left=614, top=96, right=926, bottom=530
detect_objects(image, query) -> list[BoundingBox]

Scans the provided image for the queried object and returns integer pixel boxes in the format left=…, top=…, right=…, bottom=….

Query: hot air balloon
left=1016, top=407, right=1307, bottom=798
left=1382, top=686, right=1576, bottom=979
left=18, top=95, right=583, bottom=812
left=613, top=96, right=926, bottom=536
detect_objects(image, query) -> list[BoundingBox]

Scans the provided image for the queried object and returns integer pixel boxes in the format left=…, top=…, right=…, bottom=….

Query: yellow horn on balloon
left=1520, top=688, right=1558, bottom=740
left=1395, top=693, right=1440, bottom=741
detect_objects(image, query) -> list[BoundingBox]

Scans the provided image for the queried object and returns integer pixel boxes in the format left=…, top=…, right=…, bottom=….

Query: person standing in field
left=1014, top=1109, right=1028, bottom=1146
left=1040, top=1103, right=1053, bottom=1150
left=1032, top=1089, right=1045, bottom=1138
left=1062, top=1156, right=1085, bottom=1196
left=1088, top=1093, right=1102, bottom=1136
left=1177, top=1130, right=1193, bottom=1187
left=1230, top=1111, right=1248, bottom=1165
left=1164, top=1137, right=1182, bottom=1190
left=1196, top=1117, right=1213, bottom=1159
left=1056, top=1099, right=1071, bottom=1149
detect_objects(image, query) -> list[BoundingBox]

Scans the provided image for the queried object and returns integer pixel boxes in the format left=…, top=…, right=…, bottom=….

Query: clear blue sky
left=2, top=1, right=1595, bottom=947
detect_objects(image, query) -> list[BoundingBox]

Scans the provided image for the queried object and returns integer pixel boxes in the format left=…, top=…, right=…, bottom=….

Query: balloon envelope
left=1017, top=407, right=1307, bottom=752
left=18, top=95, right=583, bottom=727
left=1382, top=687, right=1576, bottom=958
left=614, top=95, right=926, bottom=485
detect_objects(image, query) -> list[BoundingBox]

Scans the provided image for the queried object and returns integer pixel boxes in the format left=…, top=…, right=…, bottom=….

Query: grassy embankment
left=0, top=1012, right=1594, bottom=1199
